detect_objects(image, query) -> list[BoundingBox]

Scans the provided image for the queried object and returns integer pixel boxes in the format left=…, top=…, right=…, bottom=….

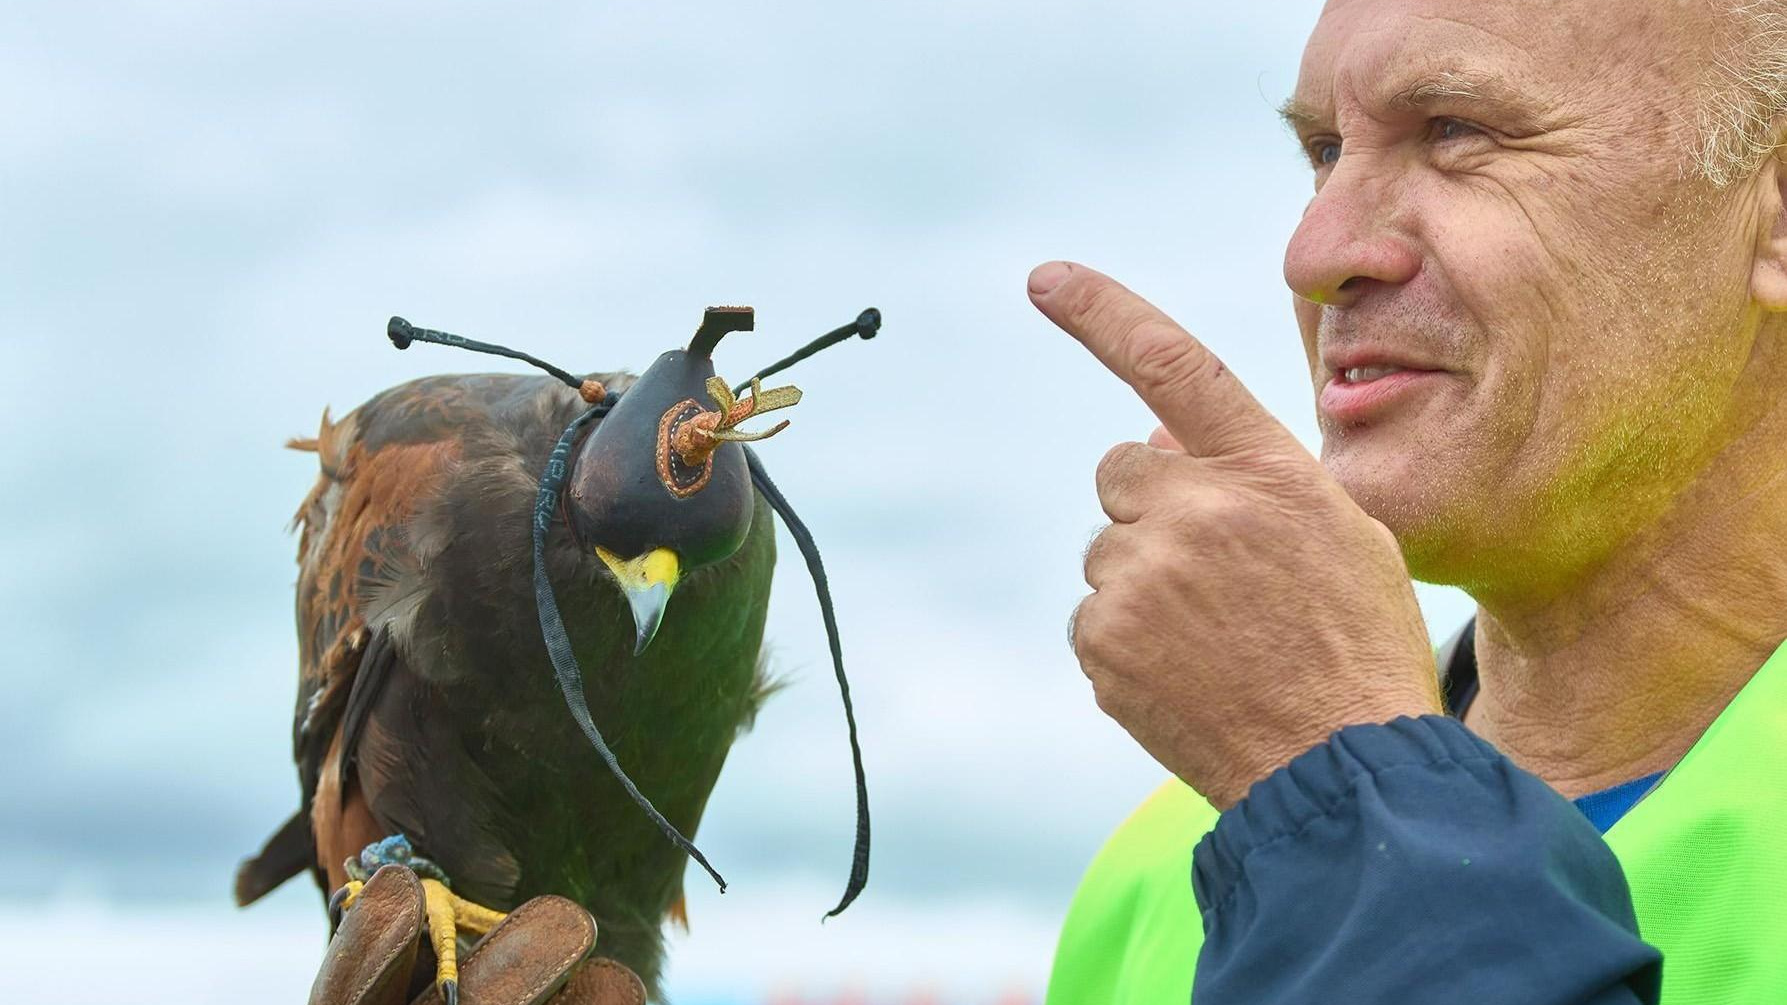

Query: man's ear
left=1751, top=141, right=1787, bottom=311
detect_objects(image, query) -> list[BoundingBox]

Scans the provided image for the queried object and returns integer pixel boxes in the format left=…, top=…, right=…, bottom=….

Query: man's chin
left=1320, top=425, right=1425, bottom=506
left=1320, top=430, right=1489, bottom=585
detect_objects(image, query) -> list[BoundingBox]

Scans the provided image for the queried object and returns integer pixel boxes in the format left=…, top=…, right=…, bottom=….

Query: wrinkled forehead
left=1292, top=0, right=1717, bottom=126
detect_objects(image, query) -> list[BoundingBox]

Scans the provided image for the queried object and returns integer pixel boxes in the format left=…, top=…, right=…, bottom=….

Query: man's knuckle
left=1073, top=601, right=1115, bottom=657
left=1069, top=596, right=1103, bottom=658
left=1173, top=488, right=1259, bottom=534
left=1095, top=442, right=1149, bottom=498
left=1094, top=442, right=1137, bottom=484
left=1090, top=681, right=1118, bottom=716
left=1076, top=281, right=1131, bottom=331
left=1128, top=326, right=1218, bottom=395
left=1237, top=448, right=1318, bottom=490
left=1207, top=491, right=1259, bottom=525
left=1076, top=613, right=1105, bottom=657
left=1082, top=530, right=1109, bottom=584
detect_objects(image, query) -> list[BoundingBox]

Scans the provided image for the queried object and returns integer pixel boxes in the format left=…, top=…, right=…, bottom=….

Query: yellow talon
left=448, top=888, right=508, bottom=937
left=332, top=867, right=507, bottom=1004
left=421, top=879, right=460, bottom=997
left=327, top=879, right=365, bottom=931
left=420, top=877, right=508, bottom=1003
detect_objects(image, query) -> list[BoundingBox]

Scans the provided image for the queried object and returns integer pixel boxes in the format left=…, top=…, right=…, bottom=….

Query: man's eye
left=1310, top=140, right=1341, bottom=166
left=1432, top=118, right=1481, bottom=142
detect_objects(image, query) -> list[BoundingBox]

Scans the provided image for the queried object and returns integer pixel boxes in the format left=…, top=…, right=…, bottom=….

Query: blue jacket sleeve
left=1190, top=715, right=1662, bottom=1003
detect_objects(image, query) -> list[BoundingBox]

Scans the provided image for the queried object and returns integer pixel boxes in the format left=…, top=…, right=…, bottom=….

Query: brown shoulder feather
left=290, top=391, right=463, bottom=808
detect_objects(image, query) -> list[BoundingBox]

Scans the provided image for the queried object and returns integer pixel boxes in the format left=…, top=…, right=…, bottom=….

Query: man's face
left=1284, top=0, right=1771, bottom=589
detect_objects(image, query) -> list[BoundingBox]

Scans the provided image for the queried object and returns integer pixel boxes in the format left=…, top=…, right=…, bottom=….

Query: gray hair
left=1696, top=1, right=1787, bottom=186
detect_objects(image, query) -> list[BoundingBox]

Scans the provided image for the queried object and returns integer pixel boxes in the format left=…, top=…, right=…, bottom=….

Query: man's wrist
left=1197, top=692, right=1442, bottom=810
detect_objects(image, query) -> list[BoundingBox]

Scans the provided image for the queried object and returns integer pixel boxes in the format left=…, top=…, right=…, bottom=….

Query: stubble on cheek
left=1309, top=250, right=1556, bottom=582
left=1445, top=184, right=1753, bottom=579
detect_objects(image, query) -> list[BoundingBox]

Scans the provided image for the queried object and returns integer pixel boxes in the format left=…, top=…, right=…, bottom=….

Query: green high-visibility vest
left=1045, top=637, right=1787, bottom=1003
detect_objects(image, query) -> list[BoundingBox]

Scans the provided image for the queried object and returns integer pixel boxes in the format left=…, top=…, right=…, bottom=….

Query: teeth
left=1343, top=366, right=1403, bottom=383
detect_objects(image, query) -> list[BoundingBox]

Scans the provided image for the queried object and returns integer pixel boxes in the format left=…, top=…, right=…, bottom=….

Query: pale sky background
left=0, top=1, right=1478, bottom=1001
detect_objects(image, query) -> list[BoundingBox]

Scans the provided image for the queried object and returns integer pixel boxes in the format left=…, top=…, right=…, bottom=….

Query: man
left=1034, top=0, right=1787, bottom=1002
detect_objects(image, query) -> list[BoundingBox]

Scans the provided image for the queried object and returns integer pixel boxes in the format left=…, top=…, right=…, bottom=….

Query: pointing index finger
left=1028, top=261, right=1293, bottom=458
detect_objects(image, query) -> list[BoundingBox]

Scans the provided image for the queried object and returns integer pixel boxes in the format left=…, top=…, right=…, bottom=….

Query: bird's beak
left=595, top=547, right=681, bottom=654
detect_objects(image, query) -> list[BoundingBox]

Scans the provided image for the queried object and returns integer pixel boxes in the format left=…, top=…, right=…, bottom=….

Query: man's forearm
left=1190, top=716, right=1662, bottom=1003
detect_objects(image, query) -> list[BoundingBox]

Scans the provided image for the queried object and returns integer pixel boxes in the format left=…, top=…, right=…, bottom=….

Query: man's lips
left=1318, top=364, right=1447, bottom=422
left=1320, top=344, right=1445, bottom=375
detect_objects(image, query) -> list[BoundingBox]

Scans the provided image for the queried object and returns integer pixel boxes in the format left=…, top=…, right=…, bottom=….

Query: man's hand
left=1029, top=260, right=1441, bottom=809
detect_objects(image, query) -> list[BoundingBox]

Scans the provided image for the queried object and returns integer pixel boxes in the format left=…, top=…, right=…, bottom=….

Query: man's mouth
left=1320, top=364, right=1445, bottom=422
left=1338, top=365, right=1408, bottom=384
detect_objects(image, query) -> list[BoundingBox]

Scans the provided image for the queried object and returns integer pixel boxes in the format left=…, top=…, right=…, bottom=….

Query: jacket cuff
left=1191, top=715, right=1501, bottom=913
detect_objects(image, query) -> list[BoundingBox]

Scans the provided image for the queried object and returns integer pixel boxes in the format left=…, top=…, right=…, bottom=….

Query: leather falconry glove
left=308, top=865, right=646, bottom=1005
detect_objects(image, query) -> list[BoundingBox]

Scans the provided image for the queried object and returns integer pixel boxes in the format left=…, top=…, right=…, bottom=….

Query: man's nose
left=1282, top=168, right=1420, bottom=307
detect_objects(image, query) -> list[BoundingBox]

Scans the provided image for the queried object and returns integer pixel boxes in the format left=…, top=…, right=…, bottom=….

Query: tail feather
left=235, top=809, right=315, bottom=907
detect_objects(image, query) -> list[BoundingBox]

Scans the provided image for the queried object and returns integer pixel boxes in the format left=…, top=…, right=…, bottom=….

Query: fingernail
left=1028, top=261, right=1072, bottom=295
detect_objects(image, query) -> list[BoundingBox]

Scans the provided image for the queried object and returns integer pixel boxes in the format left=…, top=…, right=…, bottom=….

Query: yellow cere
left=595, top=546, right=682, bottom=591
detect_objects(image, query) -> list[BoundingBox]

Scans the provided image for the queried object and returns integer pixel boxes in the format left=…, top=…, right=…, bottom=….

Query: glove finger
left=409, top=895, right=596, bottom=1005
left=552, top=958, right=646, bottom=1005
left=310, top=865, right=426, bottom=1005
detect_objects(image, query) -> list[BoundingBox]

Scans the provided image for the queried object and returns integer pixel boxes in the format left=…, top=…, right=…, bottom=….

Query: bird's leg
left=328, top=835, right=509, bottom=1005
left=420, top=877, right=510, bottom=1001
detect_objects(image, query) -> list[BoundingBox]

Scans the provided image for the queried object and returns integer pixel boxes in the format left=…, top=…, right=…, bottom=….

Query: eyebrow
left=1278, top=69, right=1532, bottom=132
left=1277, top=96, right=1320, bottom=130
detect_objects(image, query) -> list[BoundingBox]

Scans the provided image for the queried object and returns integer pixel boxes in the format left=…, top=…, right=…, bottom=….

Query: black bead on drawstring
left=385, top=309, right=879, bottom=916
left=389, top=317, right=587, bottom=389
left=733, top=308, right=881, bottom=395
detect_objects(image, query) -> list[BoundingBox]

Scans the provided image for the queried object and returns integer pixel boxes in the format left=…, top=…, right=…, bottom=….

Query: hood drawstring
left=385, top=308, right=880, bottom=915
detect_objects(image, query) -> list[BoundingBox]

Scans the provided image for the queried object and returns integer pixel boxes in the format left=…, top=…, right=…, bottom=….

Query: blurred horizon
left=0, top=0, right=1475, bottom=1001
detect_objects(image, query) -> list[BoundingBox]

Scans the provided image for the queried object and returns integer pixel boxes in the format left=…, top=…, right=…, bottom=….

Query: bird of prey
left=234, top=307, right=875, bottom=1003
